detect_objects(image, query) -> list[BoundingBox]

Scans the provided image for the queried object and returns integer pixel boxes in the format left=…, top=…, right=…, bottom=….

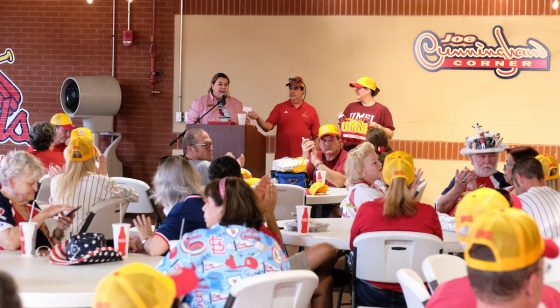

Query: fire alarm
left=123, top=30, right=134, bottom=47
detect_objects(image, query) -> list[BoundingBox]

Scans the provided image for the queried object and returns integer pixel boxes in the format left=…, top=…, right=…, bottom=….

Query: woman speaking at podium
left=186, top=72, right=249, bottom=125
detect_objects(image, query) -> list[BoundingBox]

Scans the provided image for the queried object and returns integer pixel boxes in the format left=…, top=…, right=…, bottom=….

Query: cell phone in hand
left=65, top=206, right=81, bottom=217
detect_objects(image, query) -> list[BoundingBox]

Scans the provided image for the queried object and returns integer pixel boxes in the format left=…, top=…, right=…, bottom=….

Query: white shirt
left=519, top=186, right=560, bottom=239
left=339, top=182, right=384, bottom=218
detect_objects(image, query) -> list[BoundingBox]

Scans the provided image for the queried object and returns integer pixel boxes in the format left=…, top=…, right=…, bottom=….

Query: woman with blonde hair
left=50, top=127, right=135, bottom=234
left=132, top=156, right=205, bottom=256
left=339, top=142, right=383, bottom=218
left=349, top=151, right=442, bottom=307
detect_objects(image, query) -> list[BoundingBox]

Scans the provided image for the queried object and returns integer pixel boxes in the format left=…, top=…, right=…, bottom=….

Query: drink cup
left=112, top=223, right=131, bottom=258
left=237, top=113, right=247, bottom=125
left=296, top=205, right=312, bottom=233
left=20, top=222, right=38, bottom=256
left=316, top=170, right=327, bottom=184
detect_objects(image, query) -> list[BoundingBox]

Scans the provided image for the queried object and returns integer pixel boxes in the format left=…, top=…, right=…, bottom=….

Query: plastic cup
left=19, top=222, right=38, bottom=256
left=316, top=170, right=327, bottom=184
left=237, top=113, right=247, bottom=125
left=296, top=205, right=312, bottom=233
left=112, top=223, right=131, bottom=258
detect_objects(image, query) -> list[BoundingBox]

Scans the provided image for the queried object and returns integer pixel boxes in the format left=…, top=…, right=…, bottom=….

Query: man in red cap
left=248, top=76, right=320, bottom=159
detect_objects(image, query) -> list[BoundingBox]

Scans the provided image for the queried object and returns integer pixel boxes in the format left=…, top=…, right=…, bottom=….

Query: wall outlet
left=175, top=111, right=183, bottom=122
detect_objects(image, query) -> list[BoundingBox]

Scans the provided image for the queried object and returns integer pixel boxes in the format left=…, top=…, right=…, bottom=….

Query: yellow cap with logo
left=66, top=127, right=95, bottom=162
left=382, top=151, right=414, bottom=185
left=349, top=76, right=377, bottom=91
left=536, top=154, right=559, bottom=181
left=50, top=113, right=75, bottom=130
left=318, top=124, right=340, bottom=139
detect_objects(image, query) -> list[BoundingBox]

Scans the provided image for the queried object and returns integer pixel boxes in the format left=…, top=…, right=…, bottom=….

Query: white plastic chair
left=224, top=270, right=318, bottom=308
left=415, top=180, right=428, bottom=202
left=397, top=268, right=431, bottom=308
left=35, top=174, right=51, bottom=208
left=422, top=254, right=467, bottom=293
left=352, top=231, right=443, bottom=308
left=111, top=177, right=152, bottom=213
left=79, top=198, right=129, bottom=239
left=274, top=184, right=306, bottom=220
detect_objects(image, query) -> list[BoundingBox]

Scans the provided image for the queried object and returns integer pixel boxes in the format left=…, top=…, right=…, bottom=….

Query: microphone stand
left=169, top=96, right=225, bottom=146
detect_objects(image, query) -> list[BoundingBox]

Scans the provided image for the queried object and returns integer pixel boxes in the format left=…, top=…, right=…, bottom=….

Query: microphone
left=217, top=94, right=227, bottom=106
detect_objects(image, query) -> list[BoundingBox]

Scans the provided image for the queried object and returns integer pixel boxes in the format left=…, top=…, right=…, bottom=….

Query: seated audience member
left=429, top=207, right=560, bottom=307
left=366, top=127, right=393, bottom=163
left=427, top=188, right=510, bottom=307
left=28, top=121, right=65, bottom=169
left=182, top=128, right=244, bottom=185
left=339, top=142, right=384, bottom=218
left=436, top=126, right=509, bottom=215
left=157, top=177, right=290, bottom=308
left=94, top=262, right=198, bottom=308
left=0, top=270, right=22, bottom=308
left=513, top=157, right=560, bottom=239
left=536, top=154, right=560, bottom=191
left=302, top=124, right=348, bottom=187
left=49, top=113, right=74, bottom=152
left=50, top=127, right=136, bottom=234
left=350, top=151, right=441, bottom=307
left=208, top=155, right=338, bottom=308
left=131, top=156, right=205, bottom=256
left=0, top=151, right=73, bottom=250
left=502, top=146, right=539, bottom=192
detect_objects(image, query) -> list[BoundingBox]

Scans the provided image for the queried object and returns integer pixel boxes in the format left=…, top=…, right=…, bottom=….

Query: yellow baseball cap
left=318, top=124, right=340, bottom=139
left=465, top=208, right=559, bottom=272
left=349, top=76, right=377, bottom=91
left=536, top=154, right=559, bottom=181
left=50, top=113, right=75, bottom=130
left=382, top=151, right=414, bottom=185
left=455, top=188, right=510, bottom=242
left=66, top=128, right=95, bottom=162
left=309, top=181, right=328, bottom=195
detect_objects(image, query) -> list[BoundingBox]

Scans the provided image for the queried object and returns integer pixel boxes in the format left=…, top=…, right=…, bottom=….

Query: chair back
left=397, top=268, right=431, bottom=308
left=35, top=174, right=51, bottom=208
left=274, top=184, right=306, bottom=220
left=224, top=270, right=318, bottom=308
left=422, top=254, right=467, bottom=293
left=353, top=231, right=443, bottom=283
left=79, top=198, right=128, bottom=239
left=111, top=177, right=154, bottom=214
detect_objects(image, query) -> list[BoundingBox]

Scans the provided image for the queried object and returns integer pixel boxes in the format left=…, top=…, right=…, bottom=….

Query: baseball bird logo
left=414, top=26, right=550, bottom=79
left=0, top=48, right=31, bottom=145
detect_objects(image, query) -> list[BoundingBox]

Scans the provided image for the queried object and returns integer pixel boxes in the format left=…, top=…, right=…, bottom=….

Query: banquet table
left=305, top=187, right=348, bottom=205
left=0, top=251, right=162, bottom=307
left=278, top=218, right=462, bottom=253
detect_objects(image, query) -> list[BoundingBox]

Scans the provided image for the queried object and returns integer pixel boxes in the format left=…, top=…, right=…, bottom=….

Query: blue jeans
left=355, top=279, right=406, bottom=308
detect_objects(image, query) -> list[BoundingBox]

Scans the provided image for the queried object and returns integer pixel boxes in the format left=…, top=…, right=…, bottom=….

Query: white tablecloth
left=0, top=251, right=162, bottom=307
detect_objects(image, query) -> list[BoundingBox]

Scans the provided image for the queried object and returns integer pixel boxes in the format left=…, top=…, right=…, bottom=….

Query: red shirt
left=266, top=100, right=320, bottom=159
left=29, top=149, right=65, bottom=168
left=305, top=149, right=348, bottom=187
left=427, top=276, right=560, bottom=308
left=53, top=143, right=66, bottom=152
left=342, top=101, right=394, bottom=146
left=350, top=198, right=442, bottom=292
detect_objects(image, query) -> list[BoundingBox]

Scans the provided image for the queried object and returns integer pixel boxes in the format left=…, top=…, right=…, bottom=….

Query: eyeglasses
left=191, top=143, right=213, bottom=150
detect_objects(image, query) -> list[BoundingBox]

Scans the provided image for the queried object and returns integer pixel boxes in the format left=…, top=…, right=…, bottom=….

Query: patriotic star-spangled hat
left=49, top=233, right=122, bottom=265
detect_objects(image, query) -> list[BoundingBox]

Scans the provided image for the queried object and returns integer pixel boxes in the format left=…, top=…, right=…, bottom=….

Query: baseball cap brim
left=319, top=132, right=338, bottom=138
left=544, top=239, right=559, bottom=259
left=61, top=124, right=75, bottom=131
left=349, top=82, right=365, bottom=88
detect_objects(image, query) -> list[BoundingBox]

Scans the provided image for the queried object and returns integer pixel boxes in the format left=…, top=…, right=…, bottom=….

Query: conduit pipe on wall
left=112, top=0, right=115, bottom=76
left=177, top=0, right=184, bottom=113
left=149, top=0, right=160, bottom=94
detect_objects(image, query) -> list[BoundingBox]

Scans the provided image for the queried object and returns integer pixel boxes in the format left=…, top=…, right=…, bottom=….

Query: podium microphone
left=169, top=94, right=228, bottom=146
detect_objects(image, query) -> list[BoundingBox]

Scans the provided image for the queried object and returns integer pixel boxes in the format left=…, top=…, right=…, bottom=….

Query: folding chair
left=396, top=268, right=431, bottom=308
left=351, top=231, right=443, bottom=308
left=111, top=176, right=162, bottom=225
left=224, top=270, right=318, bottom=308
left=274, top=184, right=306, bottom=220
left=79, top=198, right=129, bottom=239
left=422, top=254, right=467, bottom=293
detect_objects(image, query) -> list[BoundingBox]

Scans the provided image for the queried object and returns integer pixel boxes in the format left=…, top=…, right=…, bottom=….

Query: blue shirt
left=156, top=224, right=290, bottom=308
left=155, top=195, right=206, bottom=244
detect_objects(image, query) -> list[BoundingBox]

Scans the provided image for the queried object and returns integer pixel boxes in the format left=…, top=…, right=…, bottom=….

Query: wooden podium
left=185, top=124, right=267, bottom=177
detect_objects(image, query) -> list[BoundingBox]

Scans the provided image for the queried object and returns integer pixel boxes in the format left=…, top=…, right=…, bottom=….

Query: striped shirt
left=50, top=173, right=119, bottom=234
left=519, top=186, right=560, bottom=239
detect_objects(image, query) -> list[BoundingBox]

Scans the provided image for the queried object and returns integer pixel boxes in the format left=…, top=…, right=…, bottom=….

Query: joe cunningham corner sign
left=413, top=25, right=550, bottom=79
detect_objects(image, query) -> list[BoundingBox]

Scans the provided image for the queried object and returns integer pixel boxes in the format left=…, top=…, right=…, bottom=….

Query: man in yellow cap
left=49, top=113, right=75, bottom=152
left=302, top=123, right=347, bottom=188
left=247, top=76, right=320, bottom=159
